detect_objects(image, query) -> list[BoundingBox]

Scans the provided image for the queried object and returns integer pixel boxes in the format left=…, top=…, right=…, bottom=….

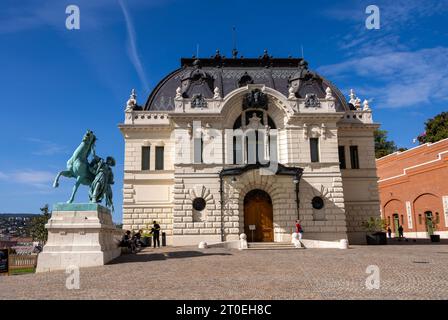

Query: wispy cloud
left=118, top=0, right=150, bottom=91
left=25, top=138, right=67, bottom=156
left=0, top=169, right=54, bottom=189
left=319, top=0, right=448, bottom=109
left=324, top=0, right=448, bottom=53
left=319, top=47, right=448, bottom=108
left=0, top=0, right=174, bottom=35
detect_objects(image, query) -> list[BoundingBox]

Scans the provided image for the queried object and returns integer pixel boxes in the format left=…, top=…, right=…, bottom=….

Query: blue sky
left=0, top=0, right=447, bottom=222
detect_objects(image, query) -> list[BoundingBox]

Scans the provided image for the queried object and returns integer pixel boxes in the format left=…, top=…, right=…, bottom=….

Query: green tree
left=374, top=129, right=398, bottom=158
left=417, top=111, right=448, bottom=144
left=362, top=217, right=387, bottom=233
left=29, top=204, right=51, bottom=244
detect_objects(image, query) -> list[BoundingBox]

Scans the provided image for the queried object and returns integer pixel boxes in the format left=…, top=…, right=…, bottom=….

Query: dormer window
left=238, top=72, right=254, bottom=87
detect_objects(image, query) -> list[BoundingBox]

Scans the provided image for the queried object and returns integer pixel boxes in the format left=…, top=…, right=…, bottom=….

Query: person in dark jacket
left=133, top=229, right=143, bottom=248
left=398, top=225, right=404, bottom=239
left=121, top=230, right=136, bottom=253
left=151, top=221, right=161, bottom=248
left=387, top=226, right=392, bottom=239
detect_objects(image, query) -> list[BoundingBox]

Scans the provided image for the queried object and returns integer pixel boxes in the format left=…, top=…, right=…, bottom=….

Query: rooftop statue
left=52, top=130, right=115, bottom=209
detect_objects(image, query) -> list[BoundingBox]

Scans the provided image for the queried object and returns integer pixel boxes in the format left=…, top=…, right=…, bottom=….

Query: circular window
left=312, top=197, right=324, bottom=210
left=192, top=197, right=206, bottom=211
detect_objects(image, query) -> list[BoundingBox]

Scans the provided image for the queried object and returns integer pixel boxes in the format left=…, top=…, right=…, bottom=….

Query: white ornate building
left=119, top=51, right=380, bottom=245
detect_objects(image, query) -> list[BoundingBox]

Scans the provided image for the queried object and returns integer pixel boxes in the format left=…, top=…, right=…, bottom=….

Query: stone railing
left=341, top=110, right=373, bottom=124
left=174, top=99, right=223, bottom=113
left=293, top=99, right=338, bottom=113
left=124, top=111, right=170, bottom=125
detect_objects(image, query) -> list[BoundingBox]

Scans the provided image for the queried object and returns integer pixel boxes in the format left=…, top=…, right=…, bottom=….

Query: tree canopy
left=417, top=111, right=448, bottom=144
left=374, top=129, right=398, bottom=159
left=28, top=204, right=51, bottom=244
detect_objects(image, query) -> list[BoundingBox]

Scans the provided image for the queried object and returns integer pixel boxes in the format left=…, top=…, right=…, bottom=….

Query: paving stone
left=1, top=245, right=447, bottom=299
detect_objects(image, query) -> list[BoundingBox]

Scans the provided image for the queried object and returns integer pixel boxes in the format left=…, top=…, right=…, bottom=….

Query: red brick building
left=376, top=138, right=448, bottom=238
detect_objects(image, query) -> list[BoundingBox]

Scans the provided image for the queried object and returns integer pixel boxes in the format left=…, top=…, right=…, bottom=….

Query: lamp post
left=293, top=177, right=300, bottom=220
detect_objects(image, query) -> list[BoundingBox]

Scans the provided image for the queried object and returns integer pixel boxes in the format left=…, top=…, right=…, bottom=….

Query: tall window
left=155, top=146, right=164, bottom=170
left=141, top=146, right=150, bottom=171
left=194, top=136, right=203, bottom=164
left=232, top=113, right=276, bottom=164
left=338, top=146, right=346, bottom=169
left=310, top=138, right=319, bottom=163
left=350, top=146, right=359, bottom=169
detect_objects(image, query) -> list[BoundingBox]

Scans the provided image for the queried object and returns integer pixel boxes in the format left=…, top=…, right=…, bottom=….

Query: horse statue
left=53, top=130, right=98, bottom=203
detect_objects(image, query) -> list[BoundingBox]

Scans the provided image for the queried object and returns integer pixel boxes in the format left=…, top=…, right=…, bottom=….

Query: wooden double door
left=244, top=189, right=273, bottom=242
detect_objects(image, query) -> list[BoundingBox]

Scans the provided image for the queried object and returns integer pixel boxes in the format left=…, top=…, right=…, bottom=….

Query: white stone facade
left=118, top=56, right=381, bottom=245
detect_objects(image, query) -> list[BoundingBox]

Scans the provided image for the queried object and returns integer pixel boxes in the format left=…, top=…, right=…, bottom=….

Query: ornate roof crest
left=242, top=89, right=268, bottom=110
left=191, top=94, right=207, bottom=109
left=304, top=93, right=320, bottom=108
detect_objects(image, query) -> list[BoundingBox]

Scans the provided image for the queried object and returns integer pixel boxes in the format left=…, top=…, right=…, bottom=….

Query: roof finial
left=125, top=88, right=137, bottom=111
left=175, top=87, right=182, bottom=100
left=349, top=89, right=362, bottom=109
left=349, top=89, right=356, bottom=104
left=325, top=87, right=335, bottom=100
left=232, top=26, right=238, bottom=58
left=363, top=99, right=371, bottom=111
left=213, top=87, right=221, bottom=99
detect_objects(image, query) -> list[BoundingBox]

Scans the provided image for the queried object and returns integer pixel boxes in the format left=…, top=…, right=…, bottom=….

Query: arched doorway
left=244, top=189, right=273, bottom=242
left=393, top=213, right=400, bottom=236
left=425, top=211, right=434, bottom=235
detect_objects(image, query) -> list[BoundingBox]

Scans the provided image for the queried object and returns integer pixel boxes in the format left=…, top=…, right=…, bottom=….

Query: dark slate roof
left=143, top=52, right=349, bottom=112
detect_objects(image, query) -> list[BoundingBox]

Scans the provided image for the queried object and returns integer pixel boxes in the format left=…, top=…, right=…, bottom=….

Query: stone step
left=248, top=242, right=291, bottom=246
left=246, top=242, right=302, bottom=250
left=246, top=246, right=301, bottom=250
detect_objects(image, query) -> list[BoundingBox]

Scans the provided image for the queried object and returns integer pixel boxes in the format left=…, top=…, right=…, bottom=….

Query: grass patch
left=9, top=267, right=35, bottom=275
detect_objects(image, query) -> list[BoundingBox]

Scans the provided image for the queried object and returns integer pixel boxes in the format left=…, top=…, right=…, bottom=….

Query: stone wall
left=172, top=166, right=223, bottom=246
left=122, top=206, right=173, bottom=243
left=339, top=127, right=381, bottom=244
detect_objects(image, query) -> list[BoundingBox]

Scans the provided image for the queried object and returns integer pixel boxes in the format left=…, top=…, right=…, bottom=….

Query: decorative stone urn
left=239, top=233, right=248, bottom=250
left=198, top=241, right=208, bottom=249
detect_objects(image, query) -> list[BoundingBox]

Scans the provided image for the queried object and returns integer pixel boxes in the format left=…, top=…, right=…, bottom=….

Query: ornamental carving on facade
left=242, top=89, right=268, bottom=110
left=191, top=94, right=208, bottom=109
left=304, top=93, right=320, bottom=108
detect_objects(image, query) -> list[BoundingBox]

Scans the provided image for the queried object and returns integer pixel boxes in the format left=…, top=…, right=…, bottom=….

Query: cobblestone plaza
left=2, top=244, right=448, bottom=300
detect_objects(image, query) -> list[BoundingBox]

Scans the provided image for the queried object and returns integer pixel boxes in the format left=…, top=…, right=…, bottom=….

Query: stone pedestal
left=36, top=203, right=121, bottom=273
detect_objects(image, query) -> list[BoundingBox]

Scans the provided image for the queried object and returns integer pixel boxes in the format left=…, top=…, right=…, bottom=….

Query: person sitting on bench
left=120, top=230, right=136, bottom=253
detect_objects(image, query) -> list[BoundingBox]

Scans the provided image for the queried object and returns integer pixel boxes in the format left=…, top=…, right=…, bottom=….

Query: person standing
left=387, top=226, right=392, bottom=239
left=398, top=225, right=404, bottom=239
left=295, top=219, right=303, bottom=241
left=151, top=221, right=161, bottom=248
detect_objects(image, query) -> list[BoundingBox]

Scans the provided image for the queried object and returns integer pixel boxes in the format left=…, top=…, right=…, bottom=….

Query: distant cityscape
left=0, top=214, right=37, bottom=240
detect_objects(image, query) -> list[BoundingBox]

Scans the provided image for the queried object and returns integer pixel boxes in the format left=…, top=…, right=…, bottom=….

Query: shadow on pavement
left=386, top=238, right=448, bottom=245
left=108, top=249, right=232, bottom=264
